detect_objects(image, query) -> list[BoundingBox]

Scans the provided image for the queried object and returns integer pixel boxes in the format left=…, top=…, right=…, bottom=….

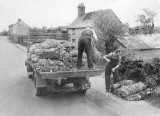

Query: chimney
left=78, top=3, right=85, bottom=17
left=18, top=19, right=21, bottom=21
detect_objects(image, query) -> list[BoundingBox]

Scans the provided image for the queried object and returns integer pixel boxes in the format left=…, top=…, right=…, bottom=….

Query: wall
left=9, top=20, right=30, bottom=43
left=68, top=28, right=83, bottom=44
left=12, top=21, right=29, bottom=35
left=9, top=27, right=13, bottom=35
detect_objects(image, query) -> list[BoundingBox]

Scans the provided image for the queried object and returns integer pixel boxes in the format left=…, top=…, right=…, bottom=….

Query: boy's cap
left=85, top=25, right=92, bottom=28
left=115, top=49, right=121, bottom=53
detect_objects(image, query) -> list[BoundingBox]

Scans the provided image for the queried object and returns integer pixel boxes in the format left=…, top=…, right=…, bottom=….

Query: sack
left=116, top=82, right=146, bottom=97
left=42, top=51, right=60, bottom=60
left=112, top=80, right=135, bottom=91
left=92, top=46, right=101, bottom=63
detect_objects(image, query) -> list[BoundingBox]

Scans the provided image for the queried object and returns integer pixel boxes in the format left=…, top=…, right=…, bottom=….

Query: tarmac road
left=0, top=36, right=160, bottom=116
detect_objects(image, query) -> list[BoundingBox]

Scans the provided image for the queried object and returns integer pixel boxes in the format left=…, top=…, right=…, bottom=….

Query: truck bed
left=37, top=69, right=103, bottom=79
left=28, top=61, right=103, bottom=79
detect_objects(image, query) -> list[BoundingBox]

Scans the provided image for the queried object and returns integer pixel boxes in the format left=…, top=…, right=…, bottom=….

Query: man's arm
left=103, top=53, right=112, bottom=63
left=112, top=57, right=121, bottom=71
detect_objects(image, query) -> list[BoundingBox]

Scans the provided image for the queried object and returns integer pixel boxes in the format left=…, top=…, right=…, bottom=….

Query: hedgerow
left=119, top=49, right=160, bottom=87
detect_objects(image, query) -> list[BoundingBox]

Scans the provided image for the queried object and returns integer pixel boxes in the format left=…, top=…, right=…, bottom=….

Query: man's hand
left=112, top=68, right=116, bottom=72
left=112, top=64, right=120, bottom=72
left=104, top=58, right=110, bottom=63
left=107, top=59, right=110, bottom=63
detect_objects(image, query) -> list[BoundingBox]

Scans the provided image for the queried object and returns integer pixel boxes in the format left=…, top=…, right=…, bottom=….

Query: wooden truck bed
left=28, top=61, right=103, bottom=79
left=37, top=69, right=103, bottom=79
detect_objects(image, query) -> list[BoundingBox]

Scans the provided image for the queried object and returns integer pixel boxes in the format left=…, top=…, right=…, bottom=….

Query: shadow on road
left=36, top=87, right=119, bottom=109
left=146, top=95, right=160, bottom=108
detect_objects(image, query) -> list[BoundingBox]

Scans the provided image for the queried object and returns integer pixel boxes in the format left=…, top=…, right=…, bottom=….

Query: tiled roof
left=9, top=19, right=30, bottom=29
left=117, top=34, right=160, bottom=50
left=68, top=9, right=122, bottom=29
left=68, top=13, right=92, bottom=28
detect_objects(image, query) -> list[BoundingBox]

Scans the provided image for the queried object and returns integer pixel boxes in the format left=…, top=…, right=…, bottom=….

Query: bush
left=119, top=50, right=160, bottom=85
left=120, top=48, right=138, bottom=61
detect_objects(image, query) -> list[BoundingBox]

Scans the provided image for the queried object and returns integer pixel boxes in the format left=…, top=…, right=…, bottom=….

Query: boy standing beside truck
left=103, top=49, right=121, bottom=92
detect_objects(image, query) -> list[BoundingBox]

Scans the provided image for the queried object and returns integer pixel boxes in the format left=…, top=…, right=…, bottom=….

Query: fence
left=14, top=32, right=70, bottom=46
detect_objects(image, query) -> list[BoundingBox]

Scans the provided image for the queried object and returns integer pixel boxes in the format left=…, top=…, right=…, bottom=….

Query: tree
left=124, top=23, right=130, bottom=34
left=42, top=26, right=47, bottom=33
left=93, top=10, right=125, bottom=54
left=1, top=30, right=8, bottom=36
left=136, top=8, right=157, bottom=34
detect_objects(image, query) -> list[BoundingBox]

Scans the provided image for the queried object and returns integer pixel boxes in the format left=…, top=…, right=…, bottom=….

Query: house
left=8, top=19, right=30, bottom=43
left=67, top=3, right=123, bottom=44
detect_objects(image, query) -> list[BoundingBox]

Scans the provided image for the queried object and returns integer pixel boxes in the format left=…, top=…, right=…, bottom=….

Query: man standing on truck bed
left=77, top=25, right=98, bottom=70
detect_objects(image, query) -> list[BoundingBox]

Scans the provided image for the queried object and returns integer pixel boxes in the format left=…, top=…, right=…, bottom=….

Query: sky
left=0, top=0, right=160, bottom=32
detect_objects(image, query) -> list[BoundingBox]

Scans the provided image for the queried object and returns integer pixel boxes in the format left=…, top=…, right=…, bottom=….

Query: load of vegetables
left=112, top=80, right=160, bottom=101
left=27, top=39, right=87, bottom=72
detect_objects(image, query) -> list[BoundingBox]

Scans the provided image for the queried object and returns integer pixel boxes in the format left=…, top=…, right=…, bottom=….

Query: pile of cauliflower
left=27, top=39, right=87, bottom=72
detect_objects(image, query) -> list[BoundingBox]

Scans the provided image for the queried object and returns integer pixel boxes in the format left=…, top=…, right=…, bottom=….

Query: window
left=72, top=39, right=76, bottom=43
left=72, top=29, right=75, bottom=35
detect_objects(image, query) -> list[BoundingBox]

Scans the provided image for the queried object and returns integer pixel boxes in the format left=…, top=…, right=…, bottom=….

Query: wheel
left=77, top=89, right=87, bottom=94
left=27, top=63, right=33, bottom=79
left=27, top=63, right=33, bottom=72
left=28, top=75, right=32, bottom=79
left=27, top=72, right=33, bottom=79
left=73, top=83, right=87, bottom=94
left=25, top=60, right=27, bottom=66
left=34, top=77, right=46, bottom=96
left=73, top=77, right=90, bottom=94
left=35, top=87, right=46, bottom=96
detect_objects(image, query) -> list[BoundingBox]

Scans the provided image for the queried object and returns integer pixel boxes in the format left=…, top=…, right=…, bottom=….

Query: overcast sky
left=0, top=0, right=160, bottom=31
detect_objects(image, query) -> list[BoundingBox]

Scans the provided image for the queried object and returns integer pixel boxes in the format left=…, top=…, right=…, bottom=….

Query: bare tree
left=136, top=8, right=157, bottom=34
left=124, top=23, right=130, bottom=33
left=93, top=10, right=125, bottom=54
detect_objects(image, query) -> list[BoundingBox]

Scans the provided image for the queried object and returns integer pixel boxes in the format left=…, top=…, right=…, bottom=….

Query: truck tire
left=27, top=63, right=33, bottom=79
left=27, top=72, right=33, bottom=79
left=34, top=77, right=46, bottom=96
left=77, top=89, right=87, bottom=94
left=73, top=77, right=89, bottom=94
left=35, top=87, right=46, bottom=96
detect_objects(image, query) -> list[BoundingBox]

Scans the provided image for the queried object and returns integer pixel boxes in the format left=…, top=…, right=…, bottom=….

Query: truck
left=25, top=39, right=103, bottom=96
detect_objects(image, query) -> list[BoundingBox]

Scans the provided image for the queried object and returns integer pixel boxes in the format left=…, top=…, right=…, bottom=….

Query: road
left=0, top=36, right=160, bottom=116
